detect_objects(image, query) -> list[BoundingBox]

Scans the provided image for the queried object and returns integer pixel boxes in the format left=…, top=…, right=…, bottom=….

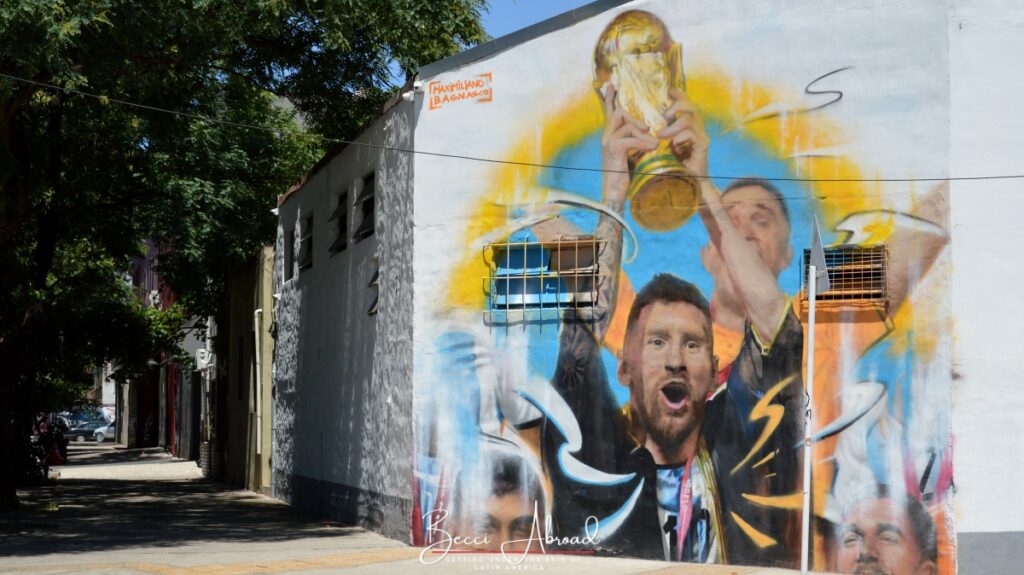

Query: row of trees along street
left=0, top=0, right=489, bottom=510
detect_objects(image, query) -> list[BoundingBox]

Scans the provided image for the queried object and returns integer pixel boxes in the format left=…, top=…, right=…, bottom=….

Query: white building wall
left=950, top=1, right=1024, bottom=571
left=272, top=97, right=415, bottom=540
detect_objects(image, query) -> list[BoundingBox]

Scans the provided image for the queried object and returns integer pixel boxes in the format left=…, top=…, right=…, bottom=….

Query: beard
left=647, top=414, right=691, bottom=452
left=633, top=384, right=702, bottom=455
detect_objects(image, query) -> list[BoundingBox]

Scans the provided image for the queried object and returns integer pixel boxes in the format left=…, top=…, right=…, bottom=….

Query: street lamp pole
left=801, top=263, right=817, bottom=575
left=802, top=216, right=829, bottom=575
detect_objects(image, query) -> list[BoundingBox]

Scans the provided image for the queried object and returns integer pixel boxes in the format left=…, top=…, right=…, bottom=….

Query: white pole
left=254, top=308, right=263, bottom=456
left=801, top=265, right=817, bottom=575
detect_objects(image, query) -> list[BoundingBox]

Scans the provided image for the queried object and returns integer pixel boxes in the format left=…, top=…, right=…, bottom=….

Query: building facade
left=271, top=1, right=1024, bottom=573
left=118, top=241, right=183, bottom=450
left=273, top=95, right=415, bottom=539
left=221, top=246, right=275, bottom=493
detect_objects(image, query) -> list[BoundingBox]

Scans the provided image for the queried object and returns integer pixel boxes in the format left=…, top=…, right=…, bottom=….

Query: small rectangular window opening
left=484, top=237, right=603, bottom=320
left=802, top=244, right=888, bottom=303
left=353, top=172, right=375, bottom=243
left=284, top=228, right=295, bottom=281
left=298, top=214, right=313, bottom=271
left=329, top=190, right=349, bottom=254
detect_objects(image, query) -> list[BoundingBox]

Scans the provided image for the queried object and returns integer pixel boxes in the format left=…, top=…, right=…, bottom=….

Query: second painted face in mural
left=619, top=298, right=716, bottom=463
left=456, top=491, right=535, bottom=552
left=836, top=496, right=938, bottom=575
left=704, top=182, right=793, bottom=286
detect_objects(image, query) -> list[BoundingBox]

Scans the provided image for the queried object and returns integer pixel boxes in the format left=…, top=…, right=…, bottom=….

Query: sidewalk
left=0, top=445, right=806, bottom=575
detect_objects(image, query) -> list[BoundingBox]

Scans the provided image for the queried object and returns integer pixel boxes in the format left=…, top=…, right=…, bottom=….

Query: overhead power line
left=4, top=71, right=1024, bottom=185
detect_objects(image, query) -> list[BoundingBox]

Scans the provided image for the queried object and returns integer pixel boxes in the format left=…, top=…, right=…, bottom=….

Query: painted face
left=836, top=498, right=936, bottom=575
left=619, top=300, right=716, bottom=463
left=719, top=185, right=793, bottom=276
left=458, top=492, right=536, bottom=551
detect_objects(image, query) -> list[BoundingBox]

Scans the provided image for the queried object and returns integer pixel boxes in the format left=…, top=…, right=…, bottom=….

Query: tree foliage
left=0, top=0, right=488, bottom=507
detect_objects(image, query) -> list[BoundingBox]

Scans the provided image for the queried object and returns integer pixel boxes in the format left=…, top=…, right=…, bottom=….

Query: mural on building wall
left=413, top=3, right=953, bottom=573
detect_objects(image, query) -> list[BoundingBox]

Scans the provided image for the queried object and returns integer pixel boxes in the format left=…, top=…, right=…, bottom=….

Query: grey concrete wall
left=272, top=98, right=414, bottom=541
left=957, top=532, right=1024, bottom=575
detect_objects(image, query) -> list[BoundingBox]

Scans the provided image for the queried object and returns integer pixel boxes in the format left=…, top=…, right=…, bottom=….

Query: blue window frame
left=487, top=239, right=600, bottom=310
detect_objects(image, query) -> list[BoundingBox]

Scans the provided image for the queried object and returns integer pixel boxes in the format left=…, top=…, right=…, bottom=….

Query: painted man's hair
left=625, top=273, right=712, bottom=342
left=452, top=449, right=545, bottom=519
left=906, top=496, right=939, bottom=564
left=723, top=177, right=791, bottom=224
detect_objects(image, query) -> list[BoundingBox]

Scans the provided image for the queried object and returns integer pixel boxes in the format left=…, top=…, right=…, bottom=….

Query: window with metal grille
left=802, top=244, right=887, bottom=302
left=484, top=237, right=604, bottom=317
left=284, top=227, right=295, bottom=281
left=298, top=214, right=313, bottom=271
left=329, top=190, right=348, bottom=255
left=353, top=172, right=375, bottom=243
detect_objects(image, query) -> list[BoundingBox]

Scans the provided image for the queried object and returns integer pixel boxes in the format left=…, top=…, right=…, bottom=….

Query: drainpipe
left=253, top=309, right=263, bottom=456
left=203, top=315, right=214, bottom=442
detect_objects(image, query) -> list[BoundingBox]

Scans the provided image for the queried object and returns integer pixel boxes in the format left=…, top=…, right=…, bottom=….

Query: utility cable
left=4, top=70, right=1024, bottom=185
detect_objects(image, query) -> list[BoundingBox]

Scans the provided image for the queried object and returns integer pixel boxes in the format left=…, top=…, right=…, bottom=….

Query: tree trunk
left=0, top=93, right=33, bottom=510
left=0, top=381, right=19, bottom=511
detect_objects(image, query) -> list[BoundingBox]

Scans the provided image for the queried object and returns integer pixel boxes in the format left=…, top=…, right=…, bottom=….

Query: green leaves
left=216, top=0, right=488, bottom=138
left=0, top=0, right=487, bottom=415
left=0, top=0, right=114, bottom=89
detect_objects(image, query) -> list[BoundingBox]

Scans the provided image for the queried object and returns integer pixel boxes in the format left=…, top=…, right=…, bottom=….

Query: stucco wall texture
left=273, top=99, right=415, bottom=541
left=950, top=1, right=1024, bottom=573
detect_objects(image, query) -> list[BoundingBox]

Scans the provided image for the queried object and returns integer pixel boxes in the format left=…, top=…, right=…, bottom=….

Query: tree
left=0, top=0, right=487, bottom=509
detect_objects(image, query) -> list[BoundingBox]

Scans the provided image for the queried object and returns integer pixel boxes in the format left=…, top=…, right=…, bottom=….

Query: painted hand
left=657, top=90, right=710, bottom=179
left=601, top=83, right=657, bottom=207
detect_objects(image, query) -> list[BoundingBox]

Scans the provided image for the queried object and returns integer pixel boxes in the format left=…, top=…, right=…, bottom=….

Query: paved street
left=0, top=445, right=809, bottom=575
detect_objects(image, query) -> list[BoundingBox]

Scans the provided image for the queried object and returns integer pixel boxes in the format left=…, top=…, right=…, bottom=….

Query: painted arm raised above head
left=587, top=83, right=657, bottom=344
left=657, top=90, right=790, bottom=346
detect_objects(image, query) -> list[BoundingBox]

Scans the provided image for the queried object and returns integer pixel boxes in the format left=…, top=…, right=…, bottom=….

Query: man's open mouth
left=661, top=382, right=688, bottom=410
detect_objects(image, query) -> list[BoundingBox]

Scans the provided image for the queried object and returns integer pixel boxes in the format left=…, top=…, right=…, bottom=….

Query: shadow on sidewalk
left=58, top=446, right=168, bottom=467
left=1, top=474, right=365, bottom=556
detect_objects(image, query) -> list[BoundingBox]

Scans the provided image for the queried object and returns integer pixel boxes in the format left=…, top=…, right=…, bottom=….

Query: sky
left=388, top=0, right=594, bottom=84
left=481, top=0, right=596, bottom=40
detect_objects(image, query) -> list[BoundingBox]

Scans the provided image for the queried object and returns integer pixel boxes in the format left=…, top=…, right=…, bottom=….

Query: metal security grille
left=484, top=236, right=606, bottom=321
left=802, top=244, right=888, bottom=303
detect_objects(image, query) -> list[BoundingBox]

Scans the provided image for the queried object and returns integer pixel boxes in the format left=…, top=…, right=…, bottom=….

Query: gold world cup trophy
left=594, top=10, right=699, bottom=232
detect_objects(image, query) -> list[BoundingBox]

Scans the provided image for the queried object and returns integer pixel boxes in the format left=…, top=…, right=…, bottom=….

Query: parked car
left=58, top=409, right=108, bottom=430
left=66, top=421, right=103, bottom=442
left=93, top=421, right=116, bottom=443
